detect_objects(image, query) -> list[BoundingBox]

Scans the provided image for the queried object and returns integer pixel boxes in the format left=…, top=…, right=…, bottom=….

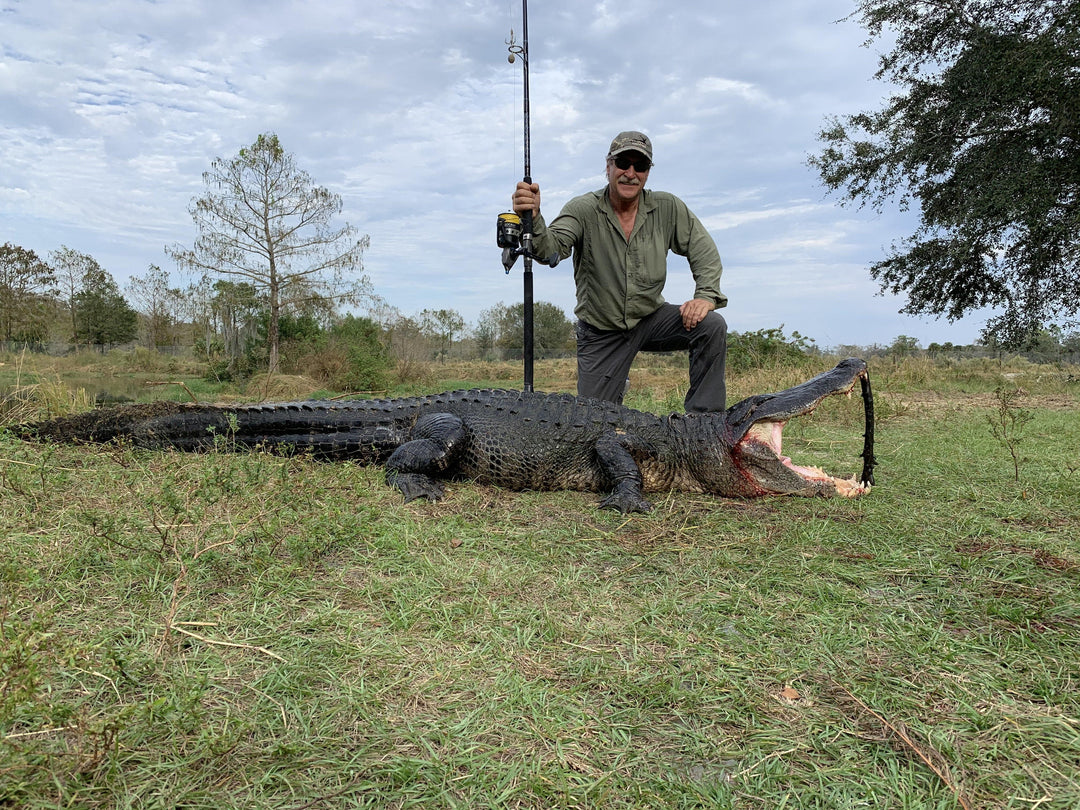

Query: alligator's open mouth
left=729, top=358, right=876, bottom=497
left=743, top=419, right=870, bottom=498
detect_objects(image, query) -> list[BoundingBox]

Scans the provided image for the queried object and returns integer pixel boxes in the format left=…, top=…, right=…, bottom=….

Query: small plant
left=987, top=385, right=1033, bottom=482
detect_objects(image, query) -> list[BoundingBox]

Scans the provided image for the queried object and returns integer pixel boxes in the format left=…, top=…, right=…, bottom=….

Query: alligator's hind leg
left=385, top=413, right=467, bottom=503
left=594, top=431, right=652, bottom=514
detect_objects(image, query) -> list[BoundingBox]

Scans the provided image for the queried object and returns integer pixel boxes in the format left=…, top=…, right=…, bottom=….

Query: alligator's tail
left=19, top=401, right=232, bottom=448
left=19, top=399, right=405, bottom=461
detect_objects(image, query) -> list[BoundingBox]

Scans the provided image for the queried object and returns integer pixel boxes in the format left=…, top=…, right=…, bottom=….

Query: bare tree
left=127, top=264, right=184, bottom=349
left=168, top=133, right=371, bottom=372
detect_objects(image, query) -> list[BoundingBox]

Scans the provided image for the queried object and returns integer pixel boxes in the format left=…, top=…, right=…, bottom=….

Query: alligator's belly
left=454, top=443, right=607, bottom=492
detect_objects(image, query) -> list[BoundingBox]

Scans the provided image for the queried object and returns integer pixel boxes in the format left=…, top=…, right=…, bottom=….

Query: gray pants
left=575, top=303, right=727, bottom=413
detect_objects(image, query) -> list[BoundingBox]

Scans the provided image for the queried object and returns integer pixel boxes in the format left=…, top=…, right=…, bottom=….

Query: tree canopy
left=811, top=0, right=1080, bottom=345
left=169, top=133, right=371, bottom=372
left=0, top=242, right=56, bottom=343
left=126, top=264, right=184, bottom=349
left=484, top=301, right=574, bottom=360
left=51, top=246, right=105, bottom=341
left=73, top=265, right=138, bottom=349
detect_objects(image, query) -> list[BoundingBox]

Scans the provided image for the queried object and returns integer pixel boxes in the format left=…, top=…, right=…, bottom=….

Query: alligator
left=20, top=358, right=876, bottom=513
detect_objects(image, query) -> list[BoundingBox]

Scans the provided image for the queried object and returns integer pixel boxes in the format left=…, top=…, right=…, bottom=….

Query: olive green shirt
left=530, top=187, right=726, bottom=331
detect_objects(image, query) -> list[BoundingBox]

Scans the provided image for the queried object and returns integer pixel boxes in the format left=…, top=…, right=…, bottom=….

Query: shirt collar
left=596, top=186, right=655, bottom=214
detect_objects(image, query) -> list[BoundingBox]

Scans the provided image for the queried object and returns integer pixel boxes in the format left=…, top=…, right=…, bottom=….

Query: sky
left=1, top=0, right=996, bottom=350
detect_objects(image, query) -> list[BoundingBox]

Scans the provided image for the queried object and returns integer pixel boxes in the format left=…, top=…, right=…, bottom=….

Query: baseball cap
left=607, top=131, right=653, bottom=161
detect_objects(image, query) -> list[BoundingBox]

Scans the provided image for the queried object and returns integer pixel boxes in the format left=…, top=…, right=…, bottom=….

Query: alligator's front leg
left=385, top=413, right=467, bottom=502
left=594, top=431, right=652, bottom=514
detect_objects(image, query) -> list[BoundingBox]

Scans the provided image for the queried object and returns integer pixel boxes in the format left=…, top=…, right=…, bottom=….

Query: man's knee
left=695, top=311, right=727, bottom=351
left=702, top=310, right=726, bottom=334
left=578, top=370, right=629, bottom=404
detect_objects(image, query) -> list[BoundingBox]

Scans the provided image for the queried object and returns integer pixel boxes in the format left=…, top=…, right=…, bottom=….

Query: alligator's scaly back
left=21, top=360, right=876, bottom=512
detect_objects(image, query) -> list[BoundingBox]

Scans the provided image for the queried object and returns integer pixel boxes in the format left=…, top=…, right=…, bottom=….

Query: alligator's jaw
left=727, top=358, right=875, bottom=497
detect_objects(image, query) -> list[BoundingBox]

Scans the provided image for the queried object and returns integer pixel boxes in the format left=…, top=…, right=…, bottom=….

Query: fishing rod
left=497, top=0, right=559, bottom=393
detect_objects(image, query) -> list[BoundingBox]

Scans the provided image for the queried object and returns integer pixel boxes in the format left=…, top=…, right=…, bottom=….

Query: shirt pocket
left=627, top=237, right=666, bottom=294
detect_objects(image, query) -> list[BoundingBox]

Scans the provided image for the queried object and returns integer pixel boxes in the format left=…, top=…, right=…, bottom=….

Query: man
left=512, top=130, right=728, bottom=412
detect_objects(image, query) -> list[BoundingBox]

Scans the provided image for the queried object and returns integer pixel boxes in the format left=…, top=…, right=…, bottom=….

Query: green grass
left=2, top=357, right=1079, bottom=808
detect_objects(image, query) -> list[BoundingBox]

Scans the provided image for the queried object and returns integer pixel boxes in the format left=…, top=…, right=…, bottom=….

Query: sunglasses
left=612, top=155, right=652, bottom=172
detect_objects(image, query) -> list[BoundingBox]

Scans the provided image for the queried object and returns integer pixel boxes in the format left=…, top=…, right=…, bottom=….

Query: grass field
left=2, top=352, right=1079, bottom=808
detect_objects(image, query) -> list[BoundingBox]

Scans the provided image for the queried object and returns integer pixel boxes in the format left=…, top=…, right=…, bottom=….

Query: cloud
left=0, top=0, right=989, bottom=347
left=702, top=202, right=830, bottom=232
left=695, top=76, right=776, bottom=107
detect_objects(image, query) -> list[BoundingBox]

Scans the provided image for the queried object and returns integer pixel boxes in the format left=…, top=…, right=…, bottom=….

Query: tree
left=73, top=266, right=138, bottom=349
left=48, top=247, right=137, bottom=348
left=810, top=0, right=1080, bottom=346
left=325, top=315, right=392, bottom=391
left=419, top=308, right=467, bottom=357
left=127, top=264, right=184, bottom=349
left=0, top=242, right=57, bottom=343
left=50, top=246, right=104, bottom=340
left=474, top=304, right=505, bottom=359
left=366, top=301, right=408, bottom=364
left=207, top=280, right=263, bottom=375
left=496, top=301, right=574, bottom=360
left=1062, top=328, right=1080, bottom=362
left=168, top=132, right=371, bottom=373
left=726, top=327, right=816, bottom=372
left=886, top=334, right=921, bottom=358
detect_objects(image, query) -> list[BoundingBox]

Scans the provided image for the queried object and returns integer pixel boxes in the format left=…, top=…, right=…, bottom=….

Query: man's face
left=606, top=151, right=651, bottom=204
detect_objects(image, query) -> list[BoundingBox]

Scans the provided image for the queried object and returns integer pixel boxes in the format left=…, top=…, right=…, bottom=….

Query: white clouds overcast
left=1, top=0, right=991, bottom=347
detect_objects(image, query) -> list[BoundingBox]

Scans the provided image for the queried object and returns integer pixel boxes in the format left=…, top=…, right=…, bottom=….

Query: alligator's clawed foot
left=599, top=483, right=652, bottom=514
left=388, top=471, right=445, bottom=503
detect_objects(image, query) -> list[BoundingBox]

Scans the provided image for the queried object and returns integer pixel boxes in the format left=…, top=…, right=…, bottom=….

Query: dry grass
left=0, top=352, right=95, bottom=424
left=242, top=373, right=326, bottom=402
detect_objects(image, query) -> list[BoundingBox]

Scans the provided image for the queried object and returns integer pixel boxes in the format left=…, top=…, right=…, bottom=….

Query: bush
left=726, top=327, right=817, bottom=373
left=283, top=315, right=392, bottom=393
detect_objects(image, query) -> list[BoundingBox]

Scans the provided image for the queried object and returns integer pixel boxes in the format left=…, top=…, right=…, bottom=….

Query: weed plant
left=1, top=356, right=1078, bottom=808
